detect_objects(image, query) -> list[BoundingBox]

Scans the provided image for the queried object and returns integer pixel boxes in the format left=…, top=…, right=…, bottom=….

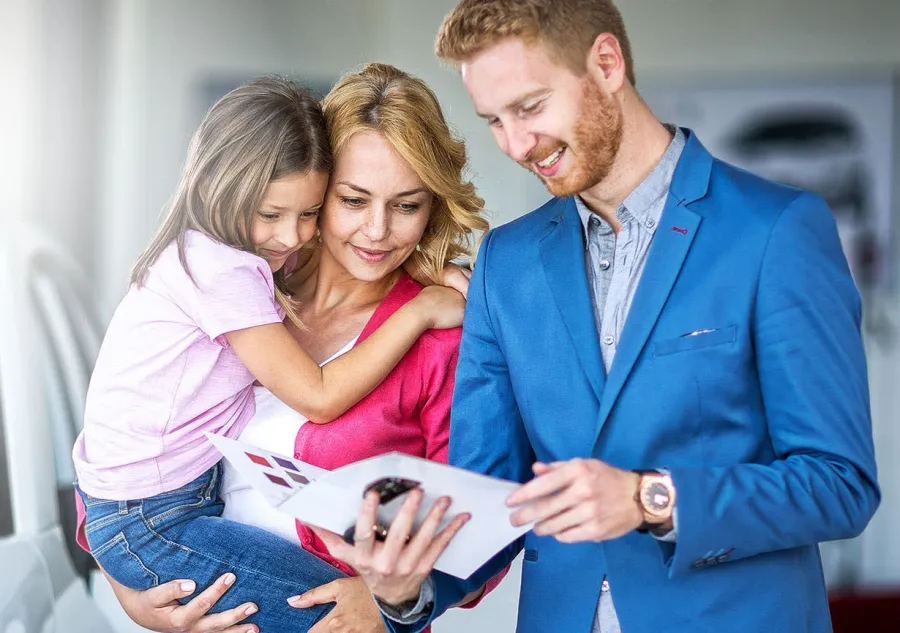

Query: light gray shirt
left=580, top=126, right=686, bottom=633
left=379, top=127, right=687, bottom=631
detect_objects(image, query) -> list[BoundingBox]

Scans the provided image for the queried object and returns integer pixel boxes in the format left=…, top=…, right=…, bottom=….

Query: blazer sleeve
left=385, top=230, right=534, bottom=633
left=665, top=192, right=880, bottom=577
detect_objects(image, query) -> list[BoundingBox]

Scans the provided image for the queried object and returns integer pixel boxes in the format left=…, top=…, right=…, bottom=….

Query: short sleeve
left=158, top=232, right=285, bottom=346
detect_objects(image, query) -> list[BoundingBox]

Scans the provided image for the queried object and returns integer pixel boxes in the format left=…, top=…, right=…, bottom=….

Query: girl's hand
left=105, top=570, right=258, bottom=633
left=439, top=264, right=471, bottom=299
left=411, top=285, right=466, bottom=329
left=288, top=577, right=387, bottom=633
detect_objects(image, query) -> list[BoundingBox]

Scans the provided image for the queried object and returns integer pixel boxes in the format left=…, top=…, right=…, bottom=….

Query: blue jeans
left=76, top=463, right=344, bottom=631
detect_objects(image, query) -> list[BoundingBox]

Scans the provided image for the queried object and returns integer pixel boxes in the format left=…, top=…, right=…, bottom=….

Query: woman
left=102, top=63, right=501, bottom=633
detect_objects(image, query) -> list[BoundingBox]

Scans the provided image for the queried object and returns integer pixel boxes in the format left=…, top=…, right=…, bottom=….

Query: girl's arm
left=226, top=284, right=465, bottom=422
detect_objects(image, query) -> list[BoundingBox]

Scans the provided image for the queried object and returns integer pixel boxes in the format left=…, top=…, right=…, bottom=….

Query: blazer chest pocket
left=653, top=325, right=737, bottom=357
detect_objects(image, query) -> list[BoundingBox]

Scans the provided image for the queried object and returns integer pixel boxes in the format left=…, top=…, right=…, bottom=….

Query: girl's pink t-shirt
left=72, top=231, right=284, bottom=500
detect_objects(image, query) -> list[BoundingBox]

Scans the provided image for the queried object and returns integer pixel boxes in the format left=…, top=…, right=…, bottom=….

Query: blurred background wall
left=1, top=0, right=898, bottom=628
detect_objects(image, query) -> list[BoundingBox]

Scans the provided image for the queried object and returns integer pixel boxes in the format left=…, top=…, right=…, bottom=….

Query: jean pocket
left=142, top=468, right=220, bottom=528
left=92, top=532, right=159, bottom=590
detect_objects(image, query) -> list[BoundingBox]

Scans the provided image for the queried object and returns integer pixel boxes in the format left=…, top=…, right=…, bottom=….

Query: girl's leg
left=82, top=465, right=347, bottom=631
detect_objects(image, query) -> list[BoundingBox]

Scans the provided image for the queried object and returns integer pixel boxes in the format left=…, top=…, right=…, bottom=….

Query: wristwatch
left=633, top=469, right=676, bottom=534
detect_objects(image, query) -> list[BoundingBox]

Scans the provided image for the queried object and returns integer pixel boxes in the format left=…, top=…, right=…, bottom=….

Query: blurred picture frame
left=642, top=72, right=898, bottom=295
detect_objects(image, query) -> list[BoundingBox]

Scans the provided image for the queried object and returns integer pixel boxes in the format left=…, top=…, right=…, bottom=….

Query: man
left=308, top=1, right=880, bottom=631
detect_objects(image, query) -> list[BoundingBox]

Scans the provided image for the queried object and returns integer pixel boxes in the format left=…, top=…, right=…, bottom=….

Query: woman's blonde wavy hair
left=322, top=63, right=488, bottom=283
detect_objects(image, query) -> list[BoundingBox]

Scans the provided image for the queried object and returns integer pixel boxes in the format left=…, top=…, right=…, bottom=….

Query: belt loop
left=206, top=464, right=220, bottom=500
left=118, top=500, right=128, bottom=515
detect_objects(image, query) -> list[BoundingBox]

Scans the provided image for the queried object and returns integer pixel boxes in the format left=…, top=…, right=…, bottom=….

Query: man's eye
left=488, top=118, right=503, bottom=129
left=520, top=101, right=542, bottom=115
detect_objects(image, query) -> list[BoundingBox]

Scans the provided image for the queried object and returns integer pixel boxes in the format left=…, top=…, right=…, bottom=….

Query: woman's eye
left=398, top=202, right=420, bottom=213
left=341, top=197, right=365, bottom=208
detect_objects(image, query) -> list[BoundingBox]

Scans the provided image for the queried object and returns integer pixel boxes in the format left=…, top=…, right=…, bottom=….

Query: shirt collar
left=576, top=125, right=686, bottom=246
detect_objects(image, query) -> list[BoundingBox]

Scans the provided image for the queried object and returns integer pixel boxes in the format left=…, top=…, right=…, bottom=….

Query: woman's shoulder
left=378, top=273, right=462, bottom=350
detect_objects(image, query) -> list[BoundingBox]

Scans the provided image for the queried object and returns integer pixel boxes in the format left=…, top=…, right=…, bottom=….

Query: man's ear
left=585, top=32, right=626, bottom=94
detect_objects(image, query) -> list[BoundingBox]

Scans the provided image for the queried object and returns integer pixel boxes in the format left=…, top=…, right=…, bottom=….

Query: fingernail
left=244, top=604, right=257, bottom=616
left=462, top=512, right=472, bottom=522
left=179, top=581, right=196, bottom=593
left=287, top=595, right=305, bottom=606
left=224, top=573, right=236, bottom=586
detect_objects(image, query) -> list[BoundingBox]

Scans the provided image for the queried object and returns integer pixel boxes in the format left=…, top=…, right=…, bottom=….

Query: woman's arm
left=226, top=284, right=465, bottom=422
left=104, top=570, right=258, bottom=633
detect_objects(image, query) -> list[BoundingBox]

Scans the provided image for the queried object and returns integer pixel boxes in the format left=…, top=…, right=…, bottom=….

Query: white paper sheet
left=206, top=433, right=531, bottom=578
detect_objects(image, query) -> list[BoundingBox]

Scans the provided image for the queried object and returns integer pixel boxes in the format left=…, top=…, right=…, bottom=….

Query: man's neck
left=579, top=95, right=675, bottom=224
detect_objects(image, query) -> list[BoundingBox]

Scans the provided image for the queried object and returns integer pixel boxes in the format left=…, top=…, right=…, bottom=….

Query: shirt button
left=599, top=259, right=611, bottom=270
left=645, top=219, right=656, bottom=229
left=603, top=335, right=614, bottom=345
left=601, top=579, right=610, bottom=592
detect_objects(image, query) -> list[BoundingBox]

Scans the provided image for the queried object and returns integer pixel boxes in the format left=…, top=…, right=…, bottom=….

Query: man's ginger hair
left=435, top=0, right=636, bottom=86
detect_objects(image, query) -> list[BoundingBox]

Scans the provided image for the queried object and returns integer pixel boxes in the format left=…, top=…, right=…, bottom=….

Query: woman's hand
left=104, top=570, right=258, bottom=633
left=288, top=577, right=387, bottom=633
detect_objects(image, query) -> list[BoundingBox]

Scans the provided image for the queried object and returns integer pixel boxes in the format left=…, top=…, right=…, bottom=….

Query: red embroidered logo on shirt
left=671, top=226, right=689, bottom=235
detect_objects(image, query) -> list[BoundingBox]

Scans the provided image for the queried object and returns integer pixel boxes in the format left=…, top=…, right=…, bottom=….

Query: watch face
left=642, top=481, right=671, bottom=513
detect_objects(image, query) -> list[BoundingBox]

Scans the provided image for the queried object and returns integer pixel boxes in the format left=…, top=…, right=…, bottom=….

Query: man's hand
left=309, top=488, right=470, bottom=606
left=105, top=570, right=257, bottom=633
left=506, top=459, right=644, bottom=543
left=288, top=577, right=386, bottom=633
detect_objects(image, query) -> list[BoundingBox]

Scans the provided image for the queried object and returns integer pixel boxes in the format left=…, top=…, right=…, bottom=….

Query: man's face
left=462, top=38, right=623, bottom=197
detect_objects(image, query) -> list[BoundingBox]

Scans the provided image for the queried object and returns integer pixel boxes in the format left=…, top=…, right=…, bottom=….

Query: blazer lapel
left=539, top=197, right=606, bottom=402
left=596, top=131, right=713, bottom=433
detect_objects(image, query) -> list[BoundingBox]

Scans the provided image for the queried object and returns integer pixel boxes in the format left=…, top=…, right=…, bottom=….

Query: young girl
left=72, top=76, right=465, bottom=630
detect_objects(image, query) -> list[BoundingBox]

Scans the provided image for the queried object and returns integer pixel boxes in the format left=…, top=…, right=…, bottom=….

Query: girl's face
left=319, top=131, right=434, bottom=283
left=251, top=170, right=329, bottom=272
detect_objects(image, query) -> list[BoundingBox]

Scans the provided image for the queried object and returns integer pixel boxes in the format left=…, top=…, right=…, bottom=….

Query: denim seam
left=85, top=512, right=129, bottom=535
left=117, top=532, right=160, bottom=586
left=143, top=496, right=207, bottom=527
left=91, top=531, right=127, bottom=557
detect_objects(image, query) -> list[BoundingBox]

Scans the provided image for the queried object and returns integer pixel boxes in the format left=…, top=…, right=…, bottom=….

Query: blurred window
left=0, top=379, right=13, bottom=537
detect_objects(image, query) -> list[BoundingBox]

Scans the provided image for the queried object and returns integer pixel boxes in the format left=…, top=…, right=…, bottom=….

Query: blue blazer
left=392, top=131, right=879, bottom=633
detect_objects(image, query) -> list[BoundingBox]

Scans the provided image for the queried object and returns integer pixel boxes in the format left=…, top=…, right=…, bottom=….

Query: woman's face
left=319, top=131, right=434, bottom=282
left=251, top=170, right=328, bottom=272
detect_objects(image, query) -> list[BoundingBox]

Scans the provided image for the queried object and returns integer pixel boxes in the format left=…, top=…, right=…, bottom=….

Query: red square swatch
left=245, top=452, right=271, bottom=468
